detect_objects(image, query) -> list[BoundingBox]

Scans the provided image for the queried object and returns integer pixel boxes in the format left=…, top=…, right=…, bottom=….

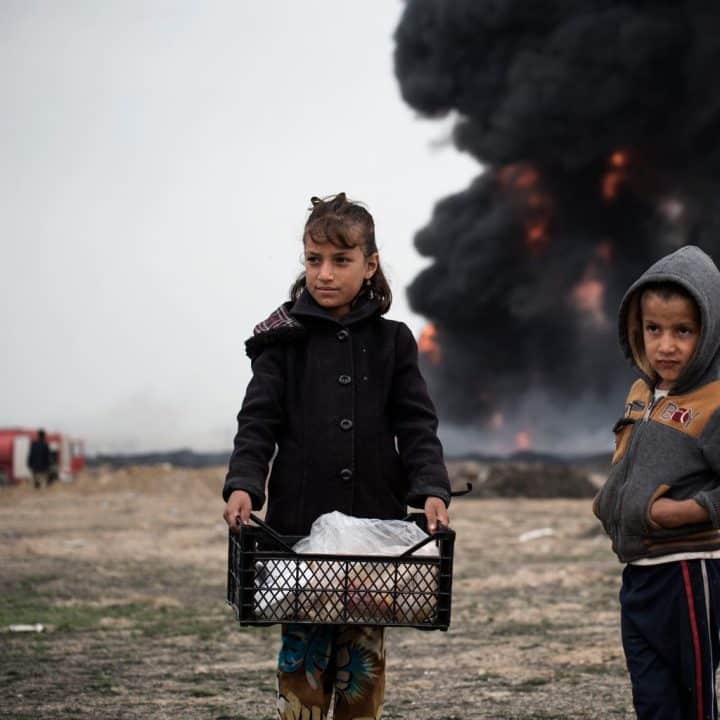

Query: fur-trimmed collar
left=245, top=290, right=381, bottom=359
left=245, top=301, right=305, bottom=359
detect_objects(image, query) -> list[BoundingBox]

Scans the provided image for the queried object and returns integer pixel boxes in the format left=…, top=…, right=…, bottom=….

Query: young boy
left=594, top=245, right=720, bottom=720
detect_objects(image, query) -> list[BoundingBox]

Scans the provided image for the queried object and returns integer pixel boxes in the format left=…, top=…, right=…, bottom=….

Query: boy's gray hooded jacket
left=594, top=246, right=720, bottom=562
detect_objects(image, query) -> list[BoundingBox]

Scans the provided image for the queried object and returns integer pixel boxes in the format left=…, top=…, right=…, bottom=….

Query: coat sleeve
left=694, top=409, right=720, bottom=528
left=223, top=344, right=286, bottom=506
left=390, top=322, right=451, bottom=509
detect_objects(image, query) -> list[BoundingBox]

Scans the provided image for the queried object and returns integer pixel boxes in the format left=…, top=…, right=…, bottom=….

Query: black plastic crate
left=227, top=513, right=455, bottom=631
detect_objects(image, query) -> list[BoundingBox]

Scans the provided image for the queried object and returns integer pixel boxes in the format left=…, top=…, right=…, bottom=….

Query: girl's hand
left=424, top=496, right=449, bottom=534
left=650, top=497, right=708, bottom=528
left=223, top=490, right=253, bottom=532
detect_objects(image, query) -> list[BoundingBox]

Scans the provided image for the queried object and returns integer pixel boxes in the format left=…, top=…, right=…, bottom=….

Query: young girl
left=222, top=193, right=451, bottom=720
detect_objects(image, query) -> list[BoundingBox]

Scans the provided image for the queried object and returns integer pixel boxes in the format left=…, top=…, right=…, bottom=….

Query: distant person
left=27, top=429, right=51, bottom=489
left=594, top=246, right=720, bottom=719
left=222, top=193, right=451, bottom=720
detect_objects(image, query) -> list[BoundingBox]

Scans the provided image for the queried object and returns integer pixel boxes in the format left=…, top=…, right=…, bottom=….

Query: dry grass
left=0, top=466, right=633, bottom=719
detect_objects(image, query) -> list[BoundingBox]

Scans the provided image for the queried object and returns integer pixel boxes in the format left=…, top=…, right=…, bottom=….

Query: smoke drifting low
left=394, top=1, right=720, bottom=450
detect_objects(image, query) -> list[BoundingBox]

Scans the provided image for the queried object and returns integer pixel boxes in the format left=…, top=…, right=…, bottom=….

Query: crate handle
left=451, top=482, right=473, bottom=497
left=398, top=525, right=450, bottom=558
left=246, top=513, right=448, bottom=558
left=402, top=483, right=472, bottom=526
left=247, top=513, right=298, bottom=554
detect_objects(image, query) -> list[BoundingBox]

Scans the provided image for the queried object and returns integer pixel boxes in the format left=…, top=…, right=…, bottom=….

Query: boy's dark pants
left=621, top=560, right=720, bottom=720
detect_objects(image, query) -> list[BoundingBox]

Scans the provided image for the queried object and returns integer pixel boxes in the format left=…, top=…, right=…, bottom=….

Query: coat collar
left=289, top=288, right=381, bottom=327
left=245, top=289, right=381, bottom=359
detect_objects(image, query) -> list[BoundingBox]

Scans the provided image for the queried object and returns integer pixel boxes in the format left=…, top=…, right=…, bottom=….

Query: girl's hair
left=290, top=192, right=392, bottom=314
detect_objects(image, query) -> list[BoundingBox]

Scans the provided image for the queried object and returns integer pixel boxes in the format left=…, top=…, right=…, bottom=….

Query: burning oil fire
left=569, top=242, right=613, bottom=329
left=498, top=163, right=553, bottom=253
left=571, top=279, right=608, bottom=327
left=514, top=430, right=532, bottom=451
left=602, top=150, right=630, bottom=201
left=395, top=2, right=720, bottom=446
left=418, top=324, right=441, bottom=366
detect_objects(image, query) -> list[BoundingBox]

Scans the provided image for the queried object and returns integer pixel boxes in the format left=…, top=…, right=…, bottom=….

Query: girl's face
left=303, top=234, right=378, bottom=318
left=641, top=291, right=700, bottom=389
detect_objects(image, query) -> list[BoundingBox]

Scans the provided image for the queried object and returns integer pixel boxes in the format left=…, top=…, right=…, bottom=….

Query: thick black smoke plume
left=394, top=1, right=720, bottom=452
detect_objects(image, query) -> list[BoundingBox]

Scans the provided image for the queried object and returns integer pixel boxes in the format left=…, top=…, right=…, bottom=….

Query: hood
left=618, top=245, right=720, bottom=393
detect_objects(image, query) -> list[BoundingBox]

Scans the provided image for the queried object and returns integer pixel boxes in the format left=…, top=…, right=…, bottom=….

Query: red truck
left=0, top=428, right=84, bottom=485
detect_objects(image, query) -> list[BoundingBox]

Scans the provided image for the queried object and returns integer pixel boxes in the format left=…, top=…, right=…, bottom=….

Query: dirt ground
left=0, top=466, right=634, bottom=719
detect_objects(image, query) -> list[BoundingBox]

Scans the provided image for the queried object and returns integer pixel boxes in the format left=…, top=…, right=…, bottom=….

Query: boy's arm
left=693, top=409, right=720, bottom=528
left=390, top=323, right=451, bottom=510
left=650, top=497, right=709, bottom=528
left=223, top=345, right=286, bottom=508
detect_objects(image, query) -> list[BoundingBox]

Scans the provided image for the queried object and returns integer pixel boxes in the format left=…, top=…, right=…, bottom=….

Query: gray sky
left=0, top=1, right=477, bottom=453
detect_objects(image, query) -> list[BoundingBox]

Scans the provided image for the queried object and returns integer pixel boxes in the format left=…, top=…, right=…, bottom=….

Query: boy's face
left=641, top=291, right=700, bottom=389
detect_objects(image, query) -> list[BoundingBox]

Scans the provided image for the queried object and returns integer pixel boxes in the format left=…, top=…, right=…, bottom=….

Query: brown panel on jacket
left=612, top=380, right=651, bottom=465
left=650, top=380, right=720, bottom=439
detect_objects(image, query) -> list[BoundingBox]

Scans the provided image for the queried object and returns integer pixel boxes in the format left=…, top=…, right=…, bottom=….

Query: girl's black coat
left=223, top=291, right=451, bottom=536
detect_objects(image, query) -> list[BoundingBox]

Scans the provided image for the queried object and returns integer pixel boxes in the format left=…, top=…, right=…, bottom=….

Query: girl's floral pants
left=277, top=623, right=385, bottom=720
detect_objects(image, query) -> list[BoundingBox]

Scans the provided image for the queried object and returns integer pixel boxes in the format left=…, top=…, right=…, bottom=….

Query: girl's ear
left=365, top=252, right=379, bottom=279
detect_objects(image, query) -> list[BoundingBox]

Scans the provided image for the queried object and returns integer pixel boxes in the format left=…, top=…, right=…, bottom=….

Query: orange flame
left=524, top=212, right=552, bottom=253
left=514, top=168, right=539, bottom=189
left=498, top=163, right=553, bottom=253
left=570, top=243, right=611, bottom=329
left=515, top=430, right=532, bottom=451
left=572, top=279, right=606, bottom=319
left=602, top=150, right=630, bottom=201
left=418, top=324, right=441, bottom=366
left=525, top=221, right=549, bottom=250
left=498, top=164, right=534, bottom=189
left=610, top=150, right=629, bottom=168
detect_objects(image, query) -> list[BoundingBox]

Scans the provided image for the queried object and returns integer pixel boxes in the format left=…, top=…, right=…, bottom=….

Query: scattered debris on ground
left=0, top=466, right=632, bottom=719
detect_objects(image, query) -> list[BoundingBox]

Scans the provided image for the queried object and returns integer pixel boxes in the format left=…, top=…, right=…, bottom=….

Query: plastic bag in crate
left=255, top=512, right=439, bottom=623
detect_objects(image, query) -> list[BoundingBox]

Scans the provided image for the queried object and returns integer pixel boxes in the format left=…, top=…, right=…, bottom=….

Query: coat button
left=339, top=468, right=353, bottom=480
left=339, top=418, right=353, bottom=431
left=336, top=329, right=349, bottom=341
left=338, top=374, right=352, bottom=385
